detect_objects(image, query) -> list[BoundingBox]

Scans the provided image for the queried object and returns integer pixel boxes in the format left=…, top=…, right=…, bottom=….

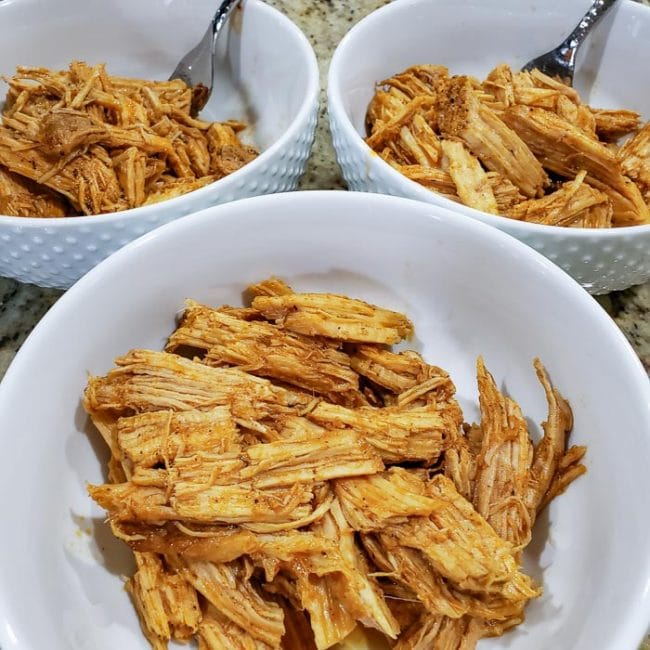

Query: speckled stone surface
left=286, top=0, right=391, bottom=191
left=0, top=3, right=649, bottom=645
left=0, top=279, right=60, bottom=376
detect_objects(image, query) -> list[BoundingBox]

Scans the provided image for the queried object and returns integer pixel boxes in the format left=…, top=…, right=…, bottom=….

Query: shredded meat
left=366, top=62, right=650, bottom=228
left=0, top=61, right=257, bottom=217
left=85, top=277, right=586, bottom=649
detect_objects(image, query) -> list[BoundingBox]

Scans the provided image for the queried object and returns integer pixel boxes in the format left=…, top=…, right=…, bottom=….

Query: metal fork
left=521, top=0, right=619, bottom=85
left=169, top=0, right=242, bottom=112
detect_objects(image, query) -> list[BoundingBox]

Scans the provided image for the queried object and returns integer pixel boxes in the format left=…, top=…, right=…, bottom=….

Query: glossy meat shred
left=84, top=348, right=310, bottom=424
left=618, top=121, right=650, bottom=202
left=167, top=300, right=362, bottom=402
left=179, top=559, right=285, bottom=647
left=437, top=76, right=548, bottom=198
left=507, top=171, right=612, bottom=228
left=504, top=105, right=650, bottom=225
left=127, top=552, right=201, bottom=648
left=440, top=139, right=498, bottom=214
left=251, top=292, right=413, bottom=344
left=198, top=604, right=274, bottom=650
left=305, top=399, right=461, bottom=464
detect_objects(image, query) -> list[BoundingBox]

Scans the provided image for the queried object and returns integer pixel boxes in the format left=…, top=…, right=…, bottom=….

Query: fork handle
left=562, top=0, right=619, bottom=51
left=210, top=0, right=242, bottom=53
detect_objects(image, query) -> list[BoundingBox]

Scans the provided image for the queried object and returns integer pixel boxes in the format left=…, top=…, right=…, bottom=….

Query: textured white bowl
left=328, top=0, right=650, bottom=294
left=0, top=191, right=649, bottom=649
left=0, top=0, right=319, bottom=289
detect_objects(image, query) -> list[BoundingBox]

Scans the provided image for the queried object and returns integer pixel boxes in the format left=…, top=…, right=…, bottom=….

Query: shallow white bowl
left=328, top=0, right=650, bottom=294
left=0, top=191, right=649, bottom=649
left=0, top=0, right=319, bottom=289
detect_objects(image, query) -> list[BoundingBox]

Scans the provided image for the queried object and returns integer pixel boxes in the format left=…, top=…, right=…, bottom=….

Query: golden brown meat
left=390, top=476, right=538, bottom=600
left=392, top=165, right=460, bottom=201
left=91, top=426, right=382, bottom=529
left=504, top=105, right=650, bottom=225
left=362, top=535, right=522, bottom=623
left=305, top=400, right=460, bottom=465
left=82, top=282, right=587, bottom=650
left=171, top=429, right=382, bottom=490
left=379, top=65, right=449, bottom=102
left=481, top=64, right=515, bottom=111
left=486, top=172, right=526, bottom=212
left=337, top=470, right=538, bottom=603
left=525, top=359, right=585, bottom=516
left=538, top=443, right=587, bottom=511
left=0, top=165, right=70, bottom=217
left=167, top=301, right=361, bottom=398
left=252, top=292, right=413, bottom=345
left=291, top=562, right=356, bottom=649
left=119, top=522, right=340, bottom=567
left=366, top=96, right=438, bottom=158
left=178, top=559, right=285, bottom=648
left=618, top=121, right=650, bottom=201
left=116, top=407, right=240, bottom=472
left=0, top=61, right=257, bottom=217
left=365, top=63, right=647, bottom=228
left=90, top=477, right=317, bottom=529
left=440, top=139, right=498, bottom=214
left=126, top=552, right=201, bottom=648
left=198, top=604, right=274, bottom=650
left=143, top=175, right=220, bottom=206
left=438, top=76, right=548, bottom=198
left=0, top=128, right=128, bottom=214
left=472, top=358, right=533, bottom=549
left=592, top=107, right=641, bottom=142
left=489, top=66, right=597, bottom=138
left=246, top=277, right=295, bottom=298
left=336, top=468, right=440, bottom=531
left=366, top=65, right=448, bottom=145
left=84, top=349, right=309, bottom=423
left=350, top=346, right=452, bottom=395
left=507, top=171, right=613, bottom=228
left=443, top=432, right=476, bottom=503
left=310, top=499, right=400, bottom=640
left=394, top=614, right=481, bottom=650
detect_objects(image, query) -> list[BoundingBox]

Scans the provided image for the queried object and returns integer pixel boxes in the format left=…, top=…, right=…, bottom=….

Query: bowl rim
left=1, top=190, right=650, bottom=649
left=326, top=0, right=650, bottom=239
left=0, top=0, right=319, bottom=229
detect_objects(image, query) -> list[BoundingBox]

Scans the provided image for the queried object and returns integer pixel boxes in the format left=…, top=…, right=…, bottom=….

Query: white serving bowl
left=0, top=0, right=319, bottom=289
left=328, top=0, right=650, bottom=294
left=0, top=191, right=649, bottom=649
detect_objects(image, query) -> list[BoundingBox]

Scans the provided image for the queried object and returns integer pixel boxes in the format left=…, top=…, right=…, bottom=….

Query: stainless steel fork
left=521, top=0, right=619, bottom=85
left=169, top=0, right=242, bottom=111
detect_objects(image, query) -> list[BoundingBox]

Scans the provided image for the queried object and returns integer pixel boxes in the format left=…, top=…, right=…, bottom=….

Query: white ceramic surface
left=328, top=0, right=650, bottom=294
left=0, top=191, right=649, bottom=649
left=0, top=0, right=319, bottom=289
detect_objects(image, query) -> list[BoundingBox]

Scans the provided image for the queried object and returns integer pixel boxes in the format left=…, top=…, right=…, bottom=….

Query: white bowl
left=328, top=0, right=650, bottom=294
left=0, top=191, right=649, bottom=649
left=0, top=0, right=319, bottom=289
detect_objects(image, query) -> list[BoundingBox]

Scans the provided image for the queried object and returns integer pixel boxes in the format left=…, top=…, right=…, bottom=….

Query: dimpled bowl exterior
left=0, top=0, right=319, bottom=289
left=0, top=118, right=317, bottom=288
left=328, top=0, right=650, bottom=294
left=1, top=192, right=650, bottom=649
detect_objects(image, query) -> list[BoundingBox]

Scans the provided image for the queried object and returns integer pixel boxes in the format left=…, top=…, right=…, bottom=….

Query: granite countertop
left=0, top=1, right=649, bottom=647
